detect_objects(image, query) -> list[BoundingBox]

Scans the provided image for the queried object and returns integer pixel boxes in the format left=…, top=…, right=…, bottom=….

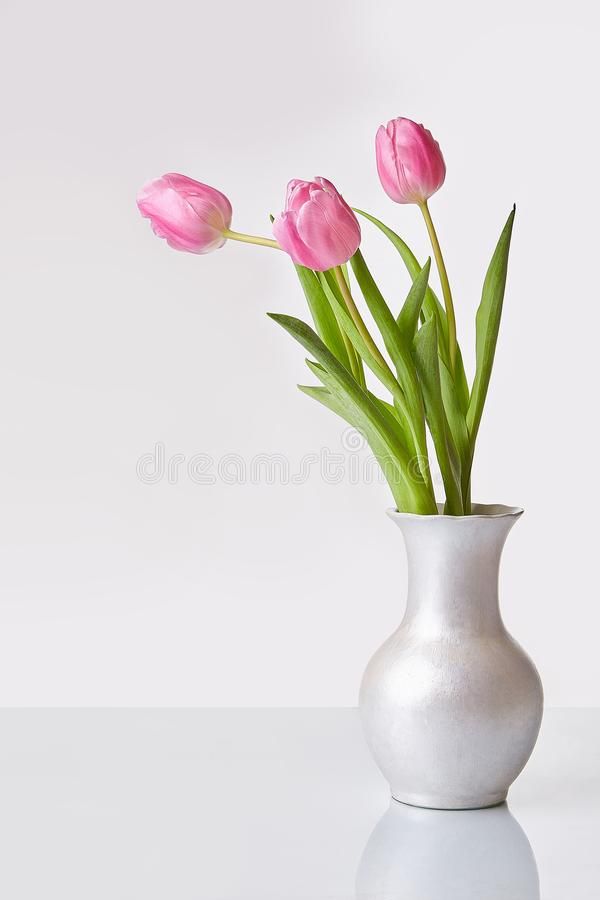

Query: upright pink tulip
left=137, top=173, right=232, bottom=254
left=375, top=118, right=446, bottom=205
left=273, top=177, right=361, bottom=271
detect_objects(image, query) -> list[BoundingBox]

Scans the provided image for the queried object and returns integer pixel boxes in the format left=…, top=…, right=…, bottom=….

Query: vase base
left=391, top=790, right=508, bottom=811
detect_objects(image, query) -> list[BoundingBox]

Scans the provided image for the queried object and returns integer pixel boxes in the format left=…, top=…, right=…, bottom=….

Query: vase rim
left=387, top=503, right=524, bottom=521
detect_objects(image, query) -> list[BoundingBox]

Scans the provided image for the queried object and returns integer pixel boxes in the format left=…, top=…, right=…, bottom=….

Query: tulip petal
left=295, top=200, right=349, bottom=271
left=306, top=191, right=360, bottom=261
left=273, top=211, right=322, bottom=270
left=285, top=179, right=313, bottom=211
left=137, top=173, right=232, bottom=254
left=274, top=176, right=361, bottom=271
left=376, top=118, right=446, bottom=204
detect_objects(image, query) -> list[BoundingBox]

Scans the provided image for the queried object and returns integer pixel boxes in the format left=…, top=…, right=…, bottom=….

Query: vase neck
left=390, top=508, right=522, bottom=636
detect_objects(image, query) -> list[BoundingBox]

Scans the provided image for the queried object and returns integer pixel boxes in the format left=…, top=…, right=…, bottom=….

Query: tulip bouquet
left=137, top=118, right=514, bottom=516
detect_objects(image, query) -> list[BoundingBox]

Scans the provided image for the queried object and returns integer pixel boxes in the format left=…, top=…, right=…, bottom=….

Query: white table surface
left=0, top=708, right=597, bottom=899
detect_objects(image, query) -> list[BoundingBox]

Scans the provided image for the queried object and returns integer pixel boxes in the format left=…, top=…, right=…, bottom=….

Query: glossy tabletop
left=0, top=708, right=598, bottom=898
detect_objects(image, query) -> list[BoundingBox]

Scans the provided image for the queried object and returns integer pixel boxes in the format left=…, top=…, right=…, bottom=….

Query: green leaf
left=301, top=362, right=421, bottom=512
left=413, top=318, right=464, bottom=515
left=355, top=208, right=470, bottom=414
left=466, top=207, right=516, bottom=449
left=354, top=209, right=447, bottom=335
left=298, top=383, right=352, bottom=424
left=397, top=258, right=432, bottom=340
left=440, top=357, right=471, bottom=510
left=293, top=265, right=350, bottom=370
left=367, top=392, right=412, bottom=454
left=318, top=270, right=405, bottom=404
left=305, top=361, right=412, bottom=456
left=269, top=313, right=437, bottom=514
left=269, top=314, right=404, bottom=460
left=368, top=391, right=429, bottom=489
left=349, top=249, right=430, bottom=471
left=349, top=250, right=412, bottom=371
left=454, top=353, right=470, bottom=417
left=320, top=266, right=428, bottom=473
left=317, top=271, right=365, bottom=387
left=368, top=392, right=432, bottom=492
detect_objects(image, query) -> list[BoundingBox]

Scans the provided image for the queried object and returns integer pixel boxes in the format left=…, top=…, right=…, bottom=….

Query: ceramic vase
left=359, top=504, right=543, bottom=809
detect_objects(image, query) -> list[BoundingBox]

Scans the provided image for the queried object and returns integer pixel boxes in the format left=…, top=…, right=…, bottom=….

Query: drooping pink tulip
left=272, top=177, right=361, bottom=271
left=375, top=118, right=446, bottom=205
left=137, top=173, right=232, bottom=254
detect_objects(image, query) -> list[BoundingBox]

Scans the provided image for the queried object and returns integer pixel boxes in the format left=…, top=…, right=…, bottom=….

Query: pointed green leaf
left=397, top=258, right=432, bottom=340
left=319, top=267, right=426, bottom=469
left=317, top=271, right=365, bottom=386
left=298, top=383, right=352, bottom=425
left=293, top=264, right=350, bottom=369
left=301, top=362, right=426, bottom=512
left=348, top=249, right=430, bottom=468
left=318, top=270, right=405, bottom=405
left=269, top=314, right=407, bottom=463
left=269, top=313, right=437, bottom=514
left=368, top=392, right=432, bottom=493
left=440, top=357, right=471, bottom=510
left=367, top=392, right=412, bottom=456
left=413, top=319, right=464, bottom=515
left=355, top=208, right=470, bottom=413
left=349, top=249, right=409, bottom=364
left=304, top=362, right=411, bottom=457
left=354, top=208, right=447, bottom=335
left=466, top=207, right=516, bottom=448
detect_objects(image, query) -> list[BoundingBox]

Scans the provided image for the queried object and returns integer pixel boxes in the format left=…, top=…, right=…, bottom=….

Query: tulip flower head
left=375, top=118, right=446, bottom=205
left=273, top=177, right=361, bottom=271
left=137, top=173, right=232, bottom=254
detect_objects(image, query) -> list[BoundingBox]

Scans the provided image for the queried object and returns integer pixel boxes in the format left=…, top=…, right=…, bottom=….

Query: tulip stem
left=333, top=266, right=390, bottom=374
left=418, top=201, right=457, bottom=374
left=223, top=229, right=281, bottom=250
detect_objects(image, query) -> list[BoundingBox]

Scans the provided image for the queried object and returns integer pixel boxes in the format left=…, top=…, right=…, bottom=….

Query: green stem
left=223, top=229, right=281, bottom=250
left=333, top=266, right=391, bottom=375
left=418, top=201, right=457, bottom=374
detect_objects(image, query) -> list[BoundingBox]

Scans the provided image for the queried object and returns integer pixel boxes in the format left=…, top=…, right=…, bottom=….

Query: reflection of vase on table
left=356, top=799, right=540, bottom=900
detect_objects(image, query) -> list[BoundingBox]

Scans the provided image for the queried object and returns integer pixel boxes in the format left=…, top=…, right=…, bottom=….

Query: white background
left=0, top=0, right=598, bottom=706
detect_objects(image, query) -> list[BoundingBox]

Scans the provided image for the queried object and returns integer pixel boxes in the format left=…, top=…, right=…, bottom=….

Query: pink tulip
left=137, top=173, right=232, bottom=254
left=272, top=177, right=361, bottom=271
left=375, top=118, right=446, bottom=205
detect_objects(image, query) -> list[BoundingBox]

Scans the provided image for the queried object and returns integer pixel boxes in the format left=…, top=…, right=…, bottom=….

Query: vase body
left=359, top=504, right=543, bottom=810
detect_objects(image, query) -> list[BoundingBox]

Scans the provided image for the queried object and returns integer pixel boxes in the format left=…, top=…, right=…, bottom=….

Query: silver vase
left=359, top=504, right=543, bottom=810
